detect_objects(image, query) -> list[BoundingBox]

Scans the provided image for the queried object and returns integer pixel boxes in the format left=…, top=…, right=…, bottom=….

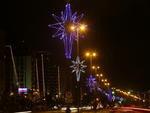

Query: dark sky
left=0, top=0, right=150, bottom=91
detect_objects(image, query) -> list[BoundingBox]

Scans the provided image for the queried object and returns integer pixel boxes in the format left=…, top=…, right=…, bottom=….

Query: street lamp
left=104, top=79, right=107, bottom=82
left=92, top=65, right=100, bottom=69
left=92, top=65, right=100, bottom=74
left=104, top=83, right=110, bottom=87
left=70, top=23, right=87, bottom=112
left=85, top=51, right=97, bottom=73
left=5, top=45, right=19, bottom=87
left=96, top=74, right=99, bottom=77
left=100, top=73, right=103, bottom=77
left=70, top=23, right=87, bottom=82
left=127, top=91, right=131, bottom=95
left=70, top=24, right=87, bottom=56
left=96, top=73, right=103, bottom=83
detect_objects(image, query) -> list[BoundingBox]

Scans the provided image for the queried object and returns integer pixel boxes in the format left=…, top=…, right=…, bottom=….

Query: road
left=15, top=107, right=150, bottom=113
left=111, top=107, right=150, bottom=113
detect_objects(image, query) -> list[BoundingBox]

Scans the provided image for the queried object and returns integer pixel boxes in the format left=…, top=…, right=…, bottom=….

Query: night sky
left=0, top=0, right=150, bottom=91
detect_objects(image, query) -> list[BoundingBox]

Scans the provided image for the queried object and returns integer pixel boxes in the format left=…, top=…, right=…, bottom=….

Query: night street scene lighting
left=85, top=51, right=97, bottom=77
left=48, top=3, right=84, bottom=59
left=70, top=19, right=87, bottom=113
left=0, top=0, right=150, bottom=113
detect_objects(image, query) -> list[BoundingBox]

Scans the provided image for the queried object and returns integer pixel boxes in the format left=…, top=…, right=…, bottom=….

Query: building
left=16, top=56, right=32, bottom=89
left=1, top=44, right=74, bottom=99
left=33, top=52, right=58, bottom=97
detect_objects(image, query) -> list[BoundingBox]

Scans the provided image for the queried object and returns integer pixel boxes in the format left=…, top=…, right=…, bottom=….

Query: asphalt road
left=31, top=111, right=144, bottom=113
left=30, top=109, right=148, bottom=113
left=15, top=107, right=150, bottom=113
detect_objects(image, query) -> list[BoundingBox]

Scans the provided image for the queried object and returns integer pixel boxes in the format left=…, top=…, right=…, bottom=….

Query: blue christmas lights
left=86, top=75, right=97, bottom=92
left=48, top=3, right=83, bottom=59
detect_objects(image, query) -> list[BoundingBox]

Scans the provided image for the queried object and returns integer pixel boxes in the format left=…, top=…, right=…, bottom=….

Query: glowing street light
left=92, top=65, right=100, bottom=75
left=96, top=73, right=102, bottom=83
left=100, top=73, right=103, bottom=77
left=85, top=52, right=90, bottom=57
left=85, top=51, right=97, bottom=73
left=70, top=23, right=87, bottom=81
left=85, top=51, right=97, bottom=58
left=70, top=24, right=87, bottom=56
left=127, top=91, right=131, bottom=95
left=92, top=65, right=100, bottom=69
left=92, top=52, right=96, bottom=57
left=70, top=24, right=87, bottom=32
left=70, top=25, right=76, bottom=31
left=104, top=83, right=110, bottom=87
left=96, top=74, right=99, bottom=77
left=70, top=23, right=87, bottom=113
left=104, top=79, right=107, bottom=82
left=92, top=65, right=95, bottom=69
left=79, top=24, right=87, bottom=31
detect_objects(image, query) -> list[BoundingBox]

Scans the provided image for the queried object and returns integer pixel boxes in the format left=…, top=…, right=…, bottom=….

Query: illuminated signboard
left=18, top=88, right=28, bottom=94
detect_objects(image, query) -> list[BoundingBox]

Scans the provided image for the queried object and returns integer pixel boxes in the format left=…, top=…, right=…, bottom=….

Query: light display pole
left=48, top=3, right=83, bottom=59
left=70, top=24, right=87, bottom=81
left=57, top=66, right=61, bottom=97
left=41, top=54, right=46, bottom=98
left=70, top=24, right=87, bottom=112
left=35, top=59, right=39, bottom=92
left=92, top=65, right=100, bottom=74
left=85, top=51, right=97, bottom=74
left=5, top=45, right=19, bottom=88
left=49, top=3, right=87, bottom=110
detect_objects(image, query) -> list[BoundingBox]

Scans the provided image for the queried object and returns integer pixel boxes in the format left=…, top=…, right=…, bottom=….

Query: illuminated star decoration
left=70, top=56, right=87, bottom=82
left=86, top=75, right=97, bottom=92
left=48, top=3, right=83, bottom=59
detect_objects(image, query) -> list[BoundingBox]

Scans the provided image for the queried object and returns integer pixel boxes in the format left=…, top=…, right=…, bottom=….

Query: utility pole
left=41, top=54, right=45, bottom=98
left=58, top=66, right=61, bottom=97
left=35, top=59, right=39, bottom=91
left=5, top=45, right=19, bottom=87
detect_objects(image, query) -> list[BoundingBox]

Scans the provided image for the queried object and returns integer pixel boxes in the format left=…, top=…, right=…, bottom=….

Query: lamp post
left=104, top=82, right=110, bottom=88
left=57, top=66, right=61, bottom=98
left=85, top=51, right=97, bottom=73
left=70, top=23, right=87, bottom=112
left=96, top=73, right=103, bottom=83
left=92, top=65, right=100, bottom=74
left=5, top=45, right=19, bottom=88
left=70, top=24, right=87, bottom=57
left=35, top=58, right=39, bottom=92
left=41, top=54, right=45, bottom=98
